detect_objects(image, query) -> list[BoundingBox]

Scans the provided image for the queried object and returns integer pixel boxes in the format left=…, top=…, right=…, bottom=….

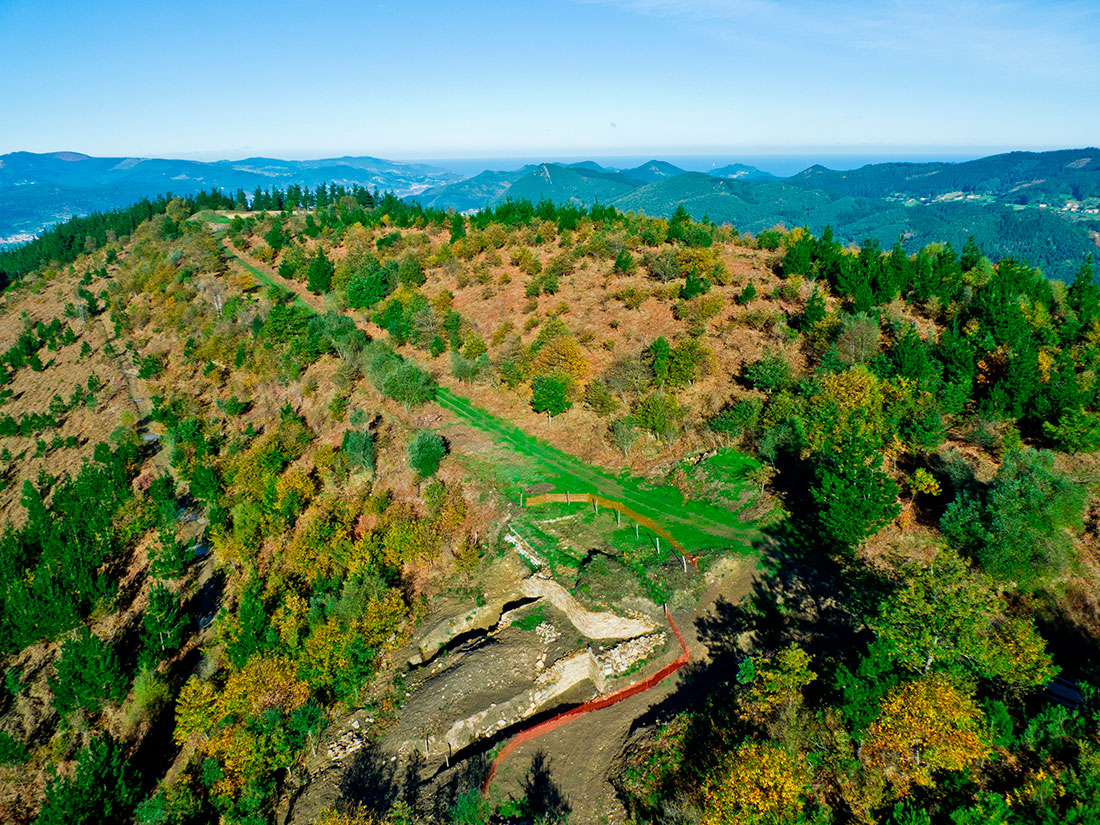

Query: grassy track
left=223, top=247, right=315, bottom=311
left=220, top=238, right=759, bottom=556
left=435, top=388, right=757, bottom=553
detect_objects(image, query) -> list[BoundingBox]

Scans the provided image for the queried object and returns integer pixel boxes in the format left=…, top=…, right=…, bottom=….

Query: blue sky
left=1, top=0, right=1097, bottom=162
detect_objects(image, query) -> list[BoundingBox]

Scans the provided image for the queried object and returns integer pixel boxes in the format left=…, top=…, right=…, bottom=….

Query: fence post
left=566, top=491, right=570, bottom=504
left=594, top=499, right=598, bottom=515
left=616, top=509, right=621, bottom=527
left=635, top=523, right=639, bottom=539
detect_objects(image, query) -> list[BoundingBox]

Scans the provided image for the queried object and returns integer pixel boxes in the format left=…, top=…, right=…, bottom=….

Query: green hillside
left=499, top=163, right=642, bottom=205
left=408, top=149, right=1100, bottom=281
left=610, top=173, right=1097, bottom=280
left=414, top=167, right=534, bottom=212
left=786, top=148, right=1100, bottom=204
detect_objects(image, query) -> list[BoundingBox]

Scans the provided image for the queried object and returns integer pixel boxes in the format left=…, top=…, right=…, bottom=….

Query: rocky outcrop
left=518, top=576, right=657, bottom=640
left=409, top=575, right=658, bottom=668
left=418, top=649, right=605, bottom=757
left=409, top=600, right=511, bottom=666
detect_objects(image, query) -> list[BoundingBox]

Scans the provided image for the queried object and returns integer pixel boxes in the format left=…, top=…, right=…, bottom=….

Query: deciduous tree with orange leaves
left=861, top=675, right=990, bottom=797
left=701, top=742, right=822, bottom=825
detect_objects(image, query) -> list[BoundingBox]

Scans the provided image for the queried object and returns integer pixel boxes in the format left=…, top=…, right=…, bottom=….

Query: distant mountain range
left=2, top=148, right=1098, bottom=279
left=0, top=151, right=462, bottom=244
left=417, top=149, right=1100, bottom=280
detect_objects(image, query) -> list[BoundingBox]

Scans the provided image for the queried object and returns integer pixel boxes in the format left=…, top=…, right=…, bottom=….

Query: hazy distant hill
left=708, top=163, right=777, bottom=182
left=501, top=163, right=643, bottom=206
left=609, top=171, right=1097, bottom=280
left=414, top=166, right=535, bottom=212
left=0, top=151, right=461, bottom=242
left=621, top=160, right=687, bottom=182
left=784, top=149, right=1100, bottom=204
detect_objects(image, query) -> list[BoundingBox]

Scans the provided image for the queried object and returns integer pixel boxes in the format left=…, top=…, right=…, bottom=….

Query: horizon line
left=4, top=144, right=1095, bottom=165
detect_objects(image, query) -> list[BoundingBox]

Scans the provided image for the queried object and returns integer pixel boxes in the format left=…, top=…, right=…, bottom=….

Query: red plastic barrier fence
left=481, top=607, right=691, bottom=794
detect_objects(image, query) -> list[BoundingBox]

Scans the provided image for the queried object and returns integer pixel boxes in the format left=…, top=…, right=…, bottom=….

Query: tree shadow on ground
left=423, top=751, right=491, bottom=822
left=184, top=563, right=225, bottom=629
left=339, top=743, right=494, bottom=821
left=339, top=743, right=400, bottom=814
left=699, top=520, right=883, bottom=674
left=514, top=751, right=570, bottom=824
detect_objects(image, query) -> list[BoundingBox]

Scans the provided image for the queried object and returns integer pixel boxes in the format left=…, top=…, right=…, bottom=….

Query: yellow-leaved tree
left=702, top=742, right=818, bottom=825
left=739, top=643, right=817, bottom=731
left=173, top=657, right=312, bottom=795
left=861, top=674, right=990, bottom=797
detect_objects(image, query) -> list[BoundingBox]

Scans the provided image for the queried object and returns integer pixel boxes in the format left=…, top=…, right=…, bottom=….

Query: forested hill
left=0, top=151, right=461, bottom=243
left=785, top=148, right=1100, bottom=203
left=416, top=148, right=1100, bottom=282
left=2, top=190, right=1100, bottom=824
left=612, top=173, right=1095, bottom=281
left=6, top=148, right=1098, bottom=281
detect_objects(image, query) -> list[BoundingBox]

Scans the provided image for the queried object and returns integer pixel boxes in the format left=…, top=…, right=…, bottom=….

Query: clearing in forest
left=223, top=238, right=761, bottom=563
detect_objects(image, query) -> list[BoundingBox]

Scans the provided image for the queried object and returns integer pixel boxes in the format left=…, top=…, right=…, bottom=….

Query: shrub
left=379, top=362, right=436, bottom=407
left=137, top=354, right=164, bottom=379
left=709, top=399, right=761, bottom=438
left=679, top=268, right=711, bottom=300
left=744, top=352, right=791, bottom=392
left=613, top=249, right=636, bottom=275
left=609, top=415, right=638, bottom=455
left=0, top=731, right=27, bottom=765
left=408, top=431, right=446, bottom=479
left=546, top=252, right=574, bottom=280
left=123, top=670, right=170, bottom=732
left=341, top=429, right=375, bottom=471
left=633, top=392, right=682, bottom=441
left=584, top=380, right=619, bottom=417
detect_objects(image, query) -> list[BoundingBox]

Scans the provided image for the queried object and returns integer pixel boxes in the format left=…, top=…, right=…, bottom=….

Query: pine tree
left=50, top=628, right=127, bottom=718
left=407, top=431, right=446, bottom=478
left=799, top=287, right=826, bottom=329
left=1068, top=255, right=1099, bottom=327
left=140, top=584, right=187, bottom=667
left=306, top=249, right=334, bottom=294
left=809, top=435, right=900, bottom=552
left=531, top=376, right=572, bottom=422
left=35, top=736, right=138, bottom=825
